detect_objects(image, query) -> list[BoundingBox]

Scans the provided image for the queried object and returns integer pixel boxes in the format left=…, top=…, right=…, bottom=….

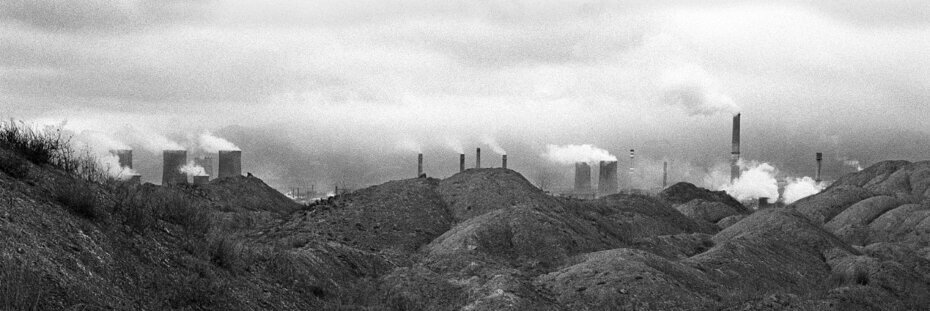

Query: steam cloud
left=720, top=160, right=779, bottom=202
left=659, top=65, right=740, bottom=116
left=179, top=160, right=207, bottom=176
left=72, top=131, right=137, bottom=179
left=542, top=144, right=617, bottom=165
left=783, top=176, right=826, bottom=204
left=199, top=131, right=239, bottom=153
left=122, top=126, right=183, bottom=152
left=482, top=136, right=506, bottom=155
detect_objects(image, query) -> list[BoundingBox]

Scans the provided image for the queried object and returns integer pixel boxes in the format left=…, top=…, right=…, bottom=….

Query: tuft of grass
left=0, top=155, right=29, bottom=179
left=208, top=236, right=247, bottom=272
left=56, top=183, right=102, bottom=220
left=0, top=257, right=50, bottom=311
left=0, top=120, right=67, bottom=166
left=156, top=192, right=211, bottom=235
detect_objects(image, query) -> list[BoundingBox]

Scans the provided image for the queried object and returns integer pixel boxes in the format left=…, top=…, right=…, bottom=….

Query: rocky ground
left=2, top=140, right=929, bottom=310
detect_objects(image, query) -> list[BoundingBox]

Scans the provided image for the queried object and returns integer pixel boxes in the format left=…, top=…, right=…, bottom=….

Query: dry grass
left=0, top=257, right=50, bottom=311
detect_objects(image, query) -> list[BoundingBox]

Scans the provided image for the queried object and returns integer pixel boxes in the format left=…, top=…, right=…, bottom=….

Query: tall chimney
left=731, top=113, right=741, bottom=183
left=114, top=149, right=133, bottom=169
left=162, top=150, right=187, bottom=185
left=574, top=162, right=592, bottom=193
left=459, top=154, right=465, bottom=172
left=597, top=161, right=619, bottom=196
left=502, top=154, right=507, bottom=169
left=662, top=161, right=668, bottom=188
left=815, top=152, right=823, bottom=183
left=629, top=149, right=635, bottom=192
left=218, top=150, right=242, bottom=178
left=476, top=148, right=481, bottom=168
left=417, top=153, right=424, bottom=177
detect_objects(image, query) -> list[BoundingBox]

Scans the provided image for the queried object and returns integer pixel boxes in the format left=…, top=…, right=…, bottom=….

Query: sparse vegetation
left=0, top=257, right=50, bottom=311
left=0, top=154, right=29, bottom=178
left=0, top=119, right=68, bottom=166
left=56, top=183, right=101, bottom=219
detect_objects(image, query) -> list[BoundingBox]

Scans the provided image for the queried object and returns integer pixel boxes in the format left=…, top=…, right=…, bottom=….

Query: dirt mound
left=202, top=175, right=302, bottom=213
left=790, top=185, right=876, bottom=224
left=659, top=182, right=746, bottom=212
left=536, top=248, right=721, bottom=310
left=271, top=178, right=452, bottom=254
left=675, top=199, right=743, bottom=223
left=438, top=168, right=554, bottom=222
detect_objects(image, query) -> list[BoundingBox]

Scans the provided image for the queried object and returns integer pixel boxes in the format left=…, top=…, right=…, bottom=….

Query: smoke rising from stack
left=542, top=144, right=617, bottom=165
left=198, top=131, right=239, bottom=153
left=783, top=176, right=826, bottom=204
left=124, top=126, right=183, bottom=153
left=72, top=130, right=137, bottom=179
left=721, top=160, right=778, bottom=202
left=444, top=137, right=465, bottom=154
left=482, top=136, right=506, bottom=155
left=397, top=138, right=422, bottom=153
left=180, top=160, right=208, bottom=177
left=659, top=65, right=740, bottom=116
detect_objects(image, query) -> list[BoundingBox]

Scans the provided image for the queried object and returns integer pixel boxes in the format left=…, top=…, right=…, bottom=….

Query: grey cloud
left=0, top=0, right=207, bottom=32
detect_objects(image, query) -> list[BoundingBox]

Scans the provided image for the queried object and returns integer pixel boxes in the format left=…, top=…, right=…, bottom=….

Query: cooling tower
left=476, top=148, right=481, bottom=168
left=759, top=197, right=769, bottom=209
left=195, top=156, right=214, bottom=179
left=193, top=175, right=209, bottom=185
left=162, top=150, right=187, bottom=185
left=731, top=113, right=741, bottom=183
left=574, top=162, right=592, bottom=192
left=815, top=152, right=823, bottom=183
left=598, top=161, right=618, bottom=196
left=114, top=149, right=132, bottom=169
left=417, top=153, right=423, bottom=177
left=502, top=154, right=507, bottom=169
left=459, top=154, right=465, bottom=172
left=218, top=150, right=242, bottom=178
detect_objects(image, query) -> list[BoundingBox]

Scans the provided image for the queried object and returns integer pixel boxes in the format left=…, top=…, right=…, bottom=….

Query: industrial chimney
left=598, top=161, right=619, bottom=196
left=218, top=150, right=242, bottom=178
left=162, top=150, right=187, bottom=185
left=731, top=113, right=741, bottom=183
left=459, top=154, right=465, bottom=172
left=476, top=148, right=481, bottom=168
left=574, top=162, right=592, bottom=193
left=758, top=197, right=769, bottom=209
left=629, top=149, right=635, bottom=192
left=662, top=161, right=668, bottom=188
left=417, top=153, right=424, bottom=177
left=815, top=152, right=823, bottom=183
left=502, top=154, right=507, bottom=169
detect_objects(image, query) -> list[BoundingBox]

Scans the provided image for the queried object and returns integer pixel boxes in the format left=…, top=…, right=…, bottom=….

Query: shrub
left=56, top=183, right=102, bottom=219
left=156, top=193, right=211, bottom=235
left=0, top=120, right=66, bottom=166
left=0, top=257, right=50, bottom=311
left=208, top=236, right=246, bottom=272
left=0, top=154, right=29, bottom=178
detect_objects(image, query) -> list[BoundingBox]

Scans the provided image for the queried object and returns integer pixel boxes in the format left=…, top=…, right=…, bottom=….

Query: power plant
left=629, top=149, right=635, bottom=192
left=502, top=154, right=507, bottom=169
left=574, top=162, right=592, bottom=193
left=662, top=161, right=668, bottom=188
left=195, top=156, right=214, bottom=179
left=218, top=150, right=242, bottom=178
left=598, top=161, right=618, bottom=196
left=731, top=113, right=741, bottom=183
left=417, top=153, right=424, bottom=177
left=162, top=150, right=187, bottom=185
left=459, top=154, right=465, bottom=172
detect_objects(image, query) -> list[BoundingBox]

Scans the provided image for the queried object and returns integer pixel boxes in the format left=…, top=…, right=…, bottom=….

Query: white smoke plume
left=122, top=126, right=183, bottom=152
left=482, top=136, right=507, bottom=155
left=397, top=138, right=422, bottom=153
left=179, top=160, right=207, bottom=176
left=783, top=176, right=826, bottom=204
left=542, top=144, right=617, bottom=165
left=199, top=131, right=240, bottom=153
left=659, top=65, right=740, bottom=116
left=843, top=159, right=863, bottom=171
left=72, top=130, right=137, bottom=179
left=444, top=137, right=465, bottom=154
left=720, top=160, right=779, bottom=202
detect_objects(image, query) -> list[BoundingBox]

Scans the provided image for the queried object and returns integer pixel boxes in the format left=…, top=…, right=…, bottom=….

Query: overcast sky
left=2, top=0, right=929, bottom=191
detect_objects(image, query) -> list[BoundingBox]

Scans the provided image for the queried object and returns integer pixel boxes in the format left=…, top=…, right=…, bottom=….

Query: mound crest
left=438, top=168, right=555, bottom=222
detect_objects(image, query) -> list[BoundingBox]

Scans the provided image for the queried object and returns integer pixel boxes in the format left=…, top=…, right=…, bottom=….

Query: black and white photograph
left=1, top=0, right=929, bottom=310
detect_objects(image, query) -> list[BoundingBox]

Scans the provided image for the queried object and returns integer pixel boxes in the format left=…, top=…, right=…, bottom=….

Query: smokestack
left=574, top=162, right=592, bottom=193
left=731, top=113, right=741, bottom=183
left=502, top=154, right=507, bottom=169
left=162, top=150, right=187, bottom=186
left=476, top=148, right=481, bottom=168
left=459, top=154, right=465, bottom=172
left=662, top=161, right=668, bottom=188
left=417, top=153, right=423, bottom=177
left=629, top=149, right=635, bottom=192
left=597, top=161, right=619, bottom=196
left=815, top=152, right=823, bottom=183
left=193, top=175, right=209, bottom=185
left=195, top=156, right=214, bottom=179
left=218, top=150, right=242, bottom=178
left=114, top=149, right=132, bottom=169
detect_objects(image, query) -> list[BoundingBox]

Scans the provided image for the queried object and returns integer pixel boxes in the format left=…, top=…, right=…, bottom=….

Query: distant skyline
left=2, top=0, right=929, bottom=191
